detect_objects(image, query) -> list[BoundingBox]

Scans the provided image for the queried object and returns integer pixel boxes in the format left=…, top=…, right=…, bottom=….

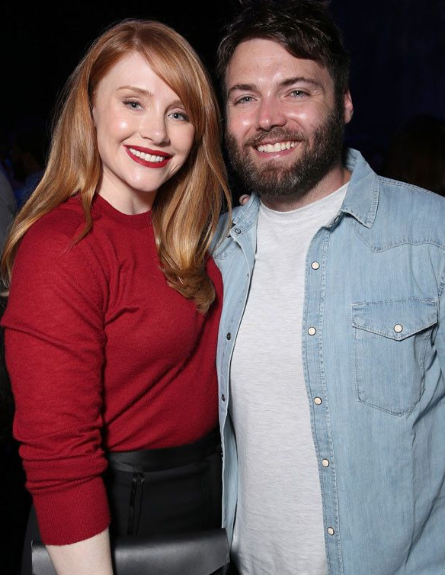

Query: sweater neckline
left=92, top=194, right=152, bottom=229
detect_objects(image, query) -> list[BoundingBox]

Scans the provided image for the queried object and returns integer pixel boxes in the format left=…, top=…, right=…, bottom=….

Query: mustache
left=244, top=128, right=306, bottom=148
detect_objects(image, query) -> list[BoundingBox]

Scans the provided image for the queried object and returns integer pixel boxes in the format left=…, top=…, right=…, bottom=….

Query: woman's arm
left=2, top=211, right=111, bottom=546
left=47, top=529, right=113, bottom=575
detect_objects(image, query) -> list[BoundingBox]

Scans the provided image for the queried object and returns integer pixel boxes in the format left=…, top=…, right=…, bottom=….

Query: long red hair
left=2, top=20, right=230, bottom=313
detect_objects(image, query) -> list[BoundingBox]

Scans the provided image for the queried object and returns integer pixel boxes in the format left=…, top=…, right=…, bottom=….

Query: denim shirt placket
left=218, top=214, right=258, bottom=537
left=220, top=201, right=346, bottom=573
left=220, top=222, right=257, bottom=416
left=303, top=215, right=344, bottom=575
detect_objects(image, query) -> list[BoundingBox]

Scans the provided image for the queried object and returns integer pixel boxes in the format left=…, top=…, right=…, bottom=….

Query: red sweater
left=2, top=195, right=222, bottom=544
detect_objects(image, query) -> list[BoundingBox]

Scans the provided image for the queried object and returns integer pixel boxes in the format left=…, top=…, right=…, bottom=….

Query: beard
left=225, top=104, right=345, bottom=200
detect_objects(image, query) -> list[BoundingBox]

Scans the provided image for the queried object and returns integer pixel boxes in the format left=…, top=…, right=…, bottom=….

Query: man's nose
left=256, top=98, right=286, bottom=131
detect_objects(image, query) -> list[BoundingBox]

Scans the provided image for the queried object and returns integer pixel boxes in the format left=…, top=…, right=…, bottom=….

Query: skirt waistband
left=106, top=429, right=221, bottom=473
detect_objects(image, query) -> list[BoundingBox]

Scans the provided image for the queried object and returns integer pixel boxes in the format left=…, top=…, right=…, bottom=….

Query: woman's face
left=92, top=52, right=195, bottom=214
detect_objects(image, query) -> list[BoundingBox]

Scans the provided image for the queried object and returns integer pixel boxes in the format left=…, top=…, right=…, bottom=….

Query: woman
left=1, top=20, right=230, bottom=575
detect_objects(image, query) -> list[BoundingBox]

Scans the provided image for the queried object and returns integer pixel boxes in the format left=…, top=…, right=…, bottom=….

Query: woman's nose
left=139, top=113, right=169, bottom=145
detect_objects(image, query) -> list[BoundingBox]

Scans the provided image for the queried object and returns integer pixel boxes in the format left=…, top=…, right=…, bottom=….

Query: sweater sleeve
left=2, top=214, right=111, bottom=544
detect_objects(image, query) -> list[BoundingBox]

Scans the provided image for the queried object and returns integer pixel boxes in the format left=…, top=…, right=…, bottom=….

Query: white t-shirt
left=230, top=184, right=348, bottom=575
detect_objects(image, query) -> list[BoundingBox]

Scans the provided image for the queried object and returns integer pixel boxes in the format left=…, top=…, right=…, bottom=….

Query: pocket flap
left=352, top=299, right=437, bottom=340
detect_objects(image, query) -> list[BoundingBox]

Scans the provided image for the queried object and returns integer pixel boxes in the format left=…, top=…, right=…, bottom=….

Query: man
left=213, top=1, right=445, bottom=574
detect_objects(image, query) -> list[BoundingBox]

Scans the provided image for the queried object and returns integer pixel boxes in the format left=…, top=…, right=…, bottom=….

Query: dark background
left=1, top=0, right=445, bottom=170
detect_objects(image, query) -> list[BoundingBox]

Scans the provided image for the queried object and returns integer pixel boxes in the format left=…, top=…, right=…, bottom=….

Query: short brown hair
left=217, top=0, right=350, bottom=104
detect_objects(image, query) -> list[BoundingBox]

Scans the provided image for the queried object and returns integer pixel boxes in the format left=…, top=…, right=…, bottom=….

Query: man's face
left=225, top=39, right=353, bottom=199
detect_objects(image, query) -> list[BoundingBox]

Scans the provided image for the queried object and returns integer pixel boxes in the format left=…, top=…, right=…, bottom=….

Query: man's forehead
left=225, top=38, right=331, bottom=93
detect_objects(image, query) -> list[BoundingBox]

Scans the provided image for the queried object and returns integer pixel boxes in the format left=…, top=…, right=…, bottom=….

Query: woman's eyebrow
left=116, top=85, right=153, bottom=96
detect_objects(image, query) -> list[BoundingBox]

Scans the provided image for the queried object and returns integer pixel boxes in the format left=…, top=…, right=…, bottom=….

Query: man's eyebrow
left=227, top=83, right=258, bottom=99
left=279, top=76, right=323, bottom=89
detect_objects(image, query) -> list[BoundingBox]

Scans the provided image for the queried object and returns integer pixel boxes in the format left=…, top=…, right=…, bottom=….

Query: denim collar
left=341, top=148, right=379, bottom=229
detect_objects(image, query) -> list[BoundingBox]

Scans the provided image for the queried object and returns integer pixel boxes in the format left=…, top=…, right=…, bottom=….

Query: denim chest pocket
left=352, top=299, right=437, bottom=415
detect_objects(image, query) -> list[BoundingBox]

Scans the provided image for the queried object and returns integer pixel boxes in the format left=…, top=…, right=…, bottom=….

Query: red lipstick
left=125, top=145, right=172, bottom=168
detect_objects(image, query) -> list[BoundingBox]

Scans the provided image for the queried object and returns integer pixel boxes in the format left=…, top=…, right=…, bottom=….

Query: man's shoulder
left=378, top=175, right=445, bottom=205
left=361, top=175, right=445, bottom=250
left=379, top=176, right=445, bottom=224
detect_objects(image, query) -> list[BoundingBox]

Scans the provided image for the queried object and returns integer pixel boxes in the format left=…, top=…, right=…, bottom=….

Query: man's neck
left=261, top=163, right=351, bottom=212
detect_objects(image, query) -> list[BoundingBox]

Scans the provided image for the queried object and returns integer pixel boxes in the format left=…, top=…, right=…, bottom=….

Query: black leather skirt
left=21, top=429, right=222, bottom=574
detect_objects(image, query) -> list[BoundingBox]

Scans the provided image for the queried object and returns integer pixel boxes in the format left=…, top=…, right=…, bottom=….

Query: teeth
left=256, top=141, right=297, bottom=153
left=129, top=148, right=166, bottom=163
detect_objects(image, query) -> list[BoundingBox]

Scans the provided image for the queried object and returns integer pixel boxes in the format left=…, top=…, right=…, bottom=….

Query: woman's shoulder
left=15, top=197, right=101, bottom=276
left=12, top=196, right=108, bottom=301
left=25, top=196, right=86, bottom=247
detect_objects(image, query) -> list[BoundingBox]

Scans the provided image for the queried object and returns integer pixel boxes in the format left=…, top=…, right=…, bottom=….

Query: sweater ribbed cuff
left=34, top=477, right=110, bottom=545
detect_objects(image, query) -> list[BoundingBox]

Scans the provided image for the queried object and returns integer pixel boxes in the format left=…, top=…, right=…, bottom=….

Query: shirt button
left=311, top=261, right=320, bottom=270
left=394, top=324, right=403, bottom=333
left=322, top=458, right=330, bottom=467
left=314, top=397, right=322, bottom=405
left=226, top=333, right=232, bottom=340
left=234, top=228, right=241, bottom=234
left=308, top=327, right=317, bottom=336
left=221, top=394, right=226, bottom=402
left=327, top=527, right=335, bottom=536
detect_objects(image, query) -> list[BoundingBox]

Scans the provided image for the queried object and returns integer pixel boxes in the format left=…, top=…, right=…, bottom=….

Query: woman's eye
left=168, top=111, right=189, bottom=122
left=124, top=100, right=142, bottom=110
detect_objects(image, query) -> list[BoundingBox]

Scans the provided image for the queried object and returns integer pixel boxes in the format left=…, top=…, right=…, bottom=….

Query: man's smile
left=256, top=140, right=299, bottom=153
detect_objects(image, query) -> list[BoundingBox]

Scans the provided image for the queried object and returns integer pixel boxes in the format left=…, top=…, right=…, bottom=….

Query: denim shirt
left=213, top=149, right=445, bottom=575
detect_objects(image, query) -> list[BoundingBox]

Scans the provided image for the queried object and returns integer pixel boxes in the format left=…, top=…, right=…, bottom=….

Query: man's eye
left=234, top=96, right=254, bottom=105
left=290, top=90, right=308, bottom=98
